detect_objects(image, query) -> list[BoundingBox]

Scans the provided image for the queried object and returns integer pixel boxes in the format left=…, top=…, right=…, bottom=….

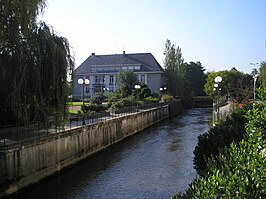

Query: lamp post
left=160, top=86, right=167, bottom=93
left=214, top=76, right=222, bottom=120
left=78, top=78, right=90, bottom=125
left=103, top=87, right=109, bottom=92
left=250, top=63, right=259, bottom=101
left=160, top=86, right=167, bottom=101
left=134, top=84, right=141, bottom=110
left=214, top=84, right=218, bottom=112
left=213, top=87, right=217, bottom=126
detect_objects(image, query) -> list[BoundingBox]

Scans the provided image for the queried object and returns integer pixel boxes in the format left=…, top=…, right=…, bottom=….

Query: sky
left=39, top=0, right=266, bottom=73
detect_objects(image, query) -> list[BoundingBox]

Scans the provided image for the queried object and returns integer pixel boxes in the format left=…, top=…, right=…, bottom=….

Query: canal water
left=13, top=108, right=212, bottom=199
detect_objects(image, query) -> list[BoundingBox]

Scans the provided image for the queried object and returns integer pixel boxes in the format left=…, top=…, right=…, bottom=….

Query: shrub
left=83, top=103, right=107, bottom=112
left=161, top=94, right=177, bottom=103
left=143, top=96, right=159, bottom=104
left=90, top=93, right=106, bottom=104
left=173, top=88, right=266, bottom=198
left=108, top=95, right=138, bottom=111
left=139, top=85, right=151, bottom=99
left=106, top=92, right=121, bottom=106
left=193, top=107, right=248, bottom=175
left=109, top=100, right=124, bottom=111
left=121, top=95, right=136, bottom=106
left=151, top=92, right=160, bottom=98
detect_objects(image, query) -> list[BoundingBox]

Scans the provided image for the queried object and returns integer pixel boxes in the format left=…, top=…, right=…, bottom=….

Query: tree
left=163, top=39, right=184, bottom=97
left=0, top=1, right=74, bottom=126
left=116, top=70, right=138, bottom=97
left=0, top=0, right=46, bottom=44
left=204, top=69, right=253, bottom=103
left=163, top=40, right=207, bottom=107
left=183, top=62, right=206, bottom=96
left=138, top=83, right=151, bottom=99
left=258, top=61, right=266, bottom=89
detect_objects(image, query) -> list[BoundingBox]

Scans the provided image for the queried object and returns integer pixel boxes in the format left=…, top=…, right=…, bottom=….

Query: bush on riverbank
left=173, top=88, right=266, bottom=198
left=193, top=107, right=248, bottom=175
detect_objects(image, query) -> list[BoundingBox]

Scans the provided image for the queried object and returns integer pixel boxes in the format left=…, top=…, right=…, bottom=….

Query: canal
left=13, top=108, right=212, bottom=199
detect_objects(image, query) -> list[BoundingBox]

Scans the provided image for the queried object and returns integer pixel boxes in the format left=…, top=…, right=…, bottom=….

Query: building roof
left=75, top=52, right=164, bottom=74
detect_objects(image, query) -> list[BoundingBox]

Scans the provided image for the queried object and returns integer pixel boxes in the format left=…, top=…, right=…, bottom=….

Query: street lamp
left=213, top=87, right=217, bottom=126
left=78, top=78, right=90, bottom=125
left=134, top=84, right=141, bottom=110
left=160, top=86, right=167, bottom=100
left=214, top=76, right=222, bottom=120
left=103, top=87, right=109, bottom=92
left=250, top=63, right=259, bottom=101
left=160, top=86, right=167, bottom=92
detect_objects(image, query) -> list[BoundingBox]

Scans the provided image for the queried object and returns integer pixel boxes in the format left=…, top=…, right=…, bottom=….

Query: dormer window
left=134, top=66, right=141, bottom=70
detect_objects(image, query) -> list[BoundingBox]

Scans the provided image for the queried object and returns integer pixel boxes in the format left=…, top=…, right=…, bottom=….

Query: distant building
left=73, top=51, right=164, bottom=99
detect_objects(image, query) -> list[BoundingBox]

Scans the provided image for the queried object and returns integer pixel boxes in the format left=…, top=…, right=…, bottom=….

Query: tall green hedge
left=174, top=88, right=266, bottom=198
left=193, top=107, right=247, bottom=176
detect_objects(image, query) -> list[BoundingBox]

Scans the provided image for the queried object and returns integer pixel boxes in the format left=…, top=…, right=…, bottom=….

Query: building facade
left=73, top=51, right=164, bottom=100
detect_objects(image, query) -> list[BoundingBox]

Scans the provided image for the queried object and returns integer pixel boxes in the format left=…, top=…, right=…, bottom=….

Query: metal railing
left=0, top=103, right=167, bottom=149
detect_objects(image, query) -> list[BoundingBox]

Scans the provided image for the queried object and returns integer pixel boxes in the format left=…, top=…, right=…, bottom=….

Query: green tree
left=183, top=61, right=206, bottom=96
left=116, top=70, right=138, bottom=97
left=224, top=68, right=253, bottom=102
left=138, top=83, right=151, bottom=99
left=0, top=0, right=46, bottom=44
left=0, top=1, right=74, bottom=126
left=163, top=40, right=207, bottom=107
left=258, top=61, right=266, bottom=89
left=204, top=71, right=225, bottom=97
left=163, top=39, right=184, bottom=97
left=204, top=69, right=253, bottom=103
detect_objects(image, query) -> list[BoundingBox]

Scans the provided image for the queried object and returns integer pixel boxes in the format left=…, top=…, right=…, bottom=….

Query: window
left=109, top=75, right=114, bottom=85
left=140, top=74, right=145, bottom=83
left=95, top=75, right=104, bottom=83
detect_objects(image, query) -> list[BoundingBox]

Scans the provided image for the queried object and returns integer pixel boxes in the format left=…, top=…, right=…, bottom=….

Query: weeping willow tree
left=0, top=1, right=74, bottom=126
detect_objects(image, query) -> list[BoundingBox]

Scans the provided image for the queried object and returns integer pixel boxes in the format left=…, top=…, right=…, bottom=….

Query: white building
left=73, top=51, right=164, bottom=99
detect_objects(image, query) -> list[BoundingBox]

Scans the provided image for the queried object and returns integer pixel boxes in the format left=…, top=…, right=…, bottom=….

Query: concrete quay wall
left=0, top=106, right=169, bottom=197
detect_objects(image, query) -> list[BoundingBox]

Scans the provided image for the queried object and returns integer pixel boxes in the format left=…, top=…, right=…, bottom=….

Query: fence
left=0, top=103, right=167, bottom=148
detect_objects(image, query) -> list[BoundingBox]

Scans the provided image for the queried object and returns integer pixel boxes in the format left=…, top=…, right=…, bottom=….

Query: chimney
left=91, top=53, right=95, bottom=56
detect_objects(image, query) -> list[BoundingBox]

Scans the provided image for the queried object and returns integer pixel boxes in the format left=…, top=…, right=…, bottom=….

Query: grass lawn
left=67, top=102, right=89, bottom=106
left=67, top=109, right=80, bottom=115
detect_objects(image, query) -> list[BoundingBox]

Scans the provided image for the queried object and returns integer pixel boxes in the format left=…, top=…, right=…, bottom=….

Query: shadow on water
left=11, top=108, right=212, bottom=199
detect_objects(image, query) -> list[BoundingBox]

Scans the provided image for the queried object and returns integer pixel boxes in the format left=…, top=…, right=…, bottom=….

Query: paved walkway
left=212, top=101, right=232, bottom=126
left=219, top=101, right=231, bottom=112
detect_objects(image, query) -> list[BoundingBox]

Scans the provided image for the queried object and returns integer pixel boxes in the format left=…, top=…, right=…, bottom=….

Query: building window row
left=95, top=75, right=105, bottom=83
left=86, top=74, right=146, bottom=85
left=91, top=65, right=141, bottom=72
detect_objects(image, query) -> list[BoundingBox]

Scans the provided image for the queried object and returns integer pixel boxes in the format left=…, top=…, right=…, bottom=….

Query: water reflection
left=13, top=108, right=211, bottom=199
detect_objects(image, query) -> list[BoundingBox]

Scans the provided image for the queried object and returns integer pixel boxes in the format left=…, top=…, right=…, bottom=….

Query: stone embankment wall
left=0, top=106, right=169, bottom=197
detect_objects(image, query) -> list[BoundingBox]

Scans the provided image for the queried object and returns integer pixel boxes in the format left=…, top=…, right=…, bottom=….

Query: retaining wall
left=0, top=106, right=169, bottom=197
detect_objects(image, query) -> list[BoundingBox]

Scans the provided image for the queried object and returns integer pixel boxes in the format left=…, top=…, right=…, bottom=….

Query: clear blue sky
left=39, top=0, right=266, bottom=73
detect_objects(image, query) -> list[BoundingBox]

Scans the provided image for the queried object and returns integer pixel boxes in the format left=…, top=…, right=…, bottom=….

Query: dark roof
left=75, top=52, right=164, bottom=74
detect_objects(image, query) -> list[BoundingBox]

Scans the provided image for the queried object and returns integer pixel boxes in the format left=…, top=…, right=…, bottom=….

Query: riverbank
left=8, top=108, right=212, bottom=199
left=0, top=105, right=170, bottom=198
